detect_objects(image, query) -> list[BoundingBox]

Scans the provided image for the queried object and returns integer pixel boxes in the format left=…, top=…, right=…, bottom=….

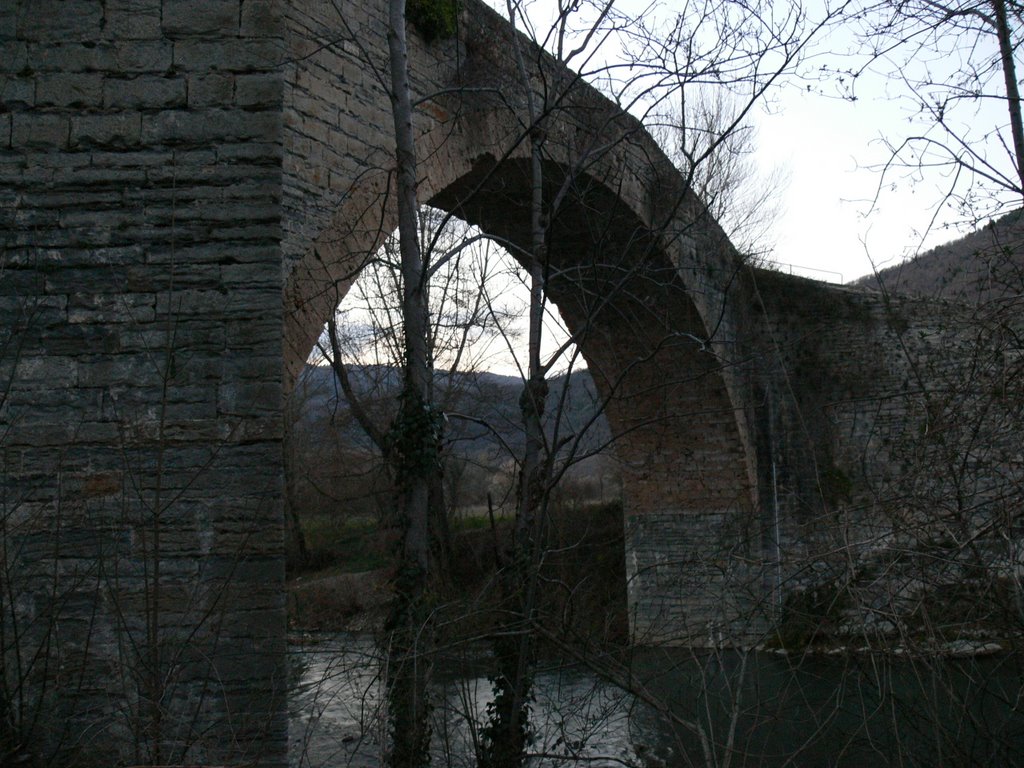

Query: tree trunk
left=992, top=0, right=1024, bottom=198
left=385, top=0, right=435, bottom=764
left=480, top=69, right=550, bottom=768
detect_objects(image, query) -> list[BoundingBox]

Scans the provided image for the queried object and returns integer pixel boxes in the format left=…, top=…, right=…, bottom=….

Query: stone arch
left=282, top=89, right=765, bottom=642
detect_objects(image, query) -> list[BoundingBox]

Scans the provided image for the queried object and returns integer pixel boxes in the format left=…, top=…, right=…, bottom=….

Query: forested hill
left=851, top=208, right=1024, bottom=303
left=289, top=363, right=612, bottom=460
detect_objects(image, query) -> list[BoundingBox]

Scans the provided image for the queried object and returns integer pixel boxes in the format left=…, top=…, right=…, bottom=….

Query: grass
left=294, top=504, right=511, bottom=575
left=294, top=512, right=390, bottom=574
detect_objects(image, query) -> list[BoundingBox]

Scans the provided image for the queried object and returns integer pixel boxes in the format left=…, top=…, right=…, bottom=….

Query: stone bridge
left=1, top=0, right=1012, bottom=765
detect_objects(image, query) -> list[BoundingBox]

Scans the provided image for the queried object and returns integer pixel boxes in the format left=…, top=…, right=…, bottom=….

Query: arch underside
left=431, top=158, right=768, bottom=644
left=282, top=74, right=766, bottom=647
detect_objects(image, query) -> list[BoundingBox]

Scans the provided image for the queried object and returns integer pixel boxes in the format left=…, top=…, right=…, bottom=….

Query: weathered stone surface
left=104, top=75, right=188, bottom=108
left=4, top=0, right=1019, bottom=765
left=1, top=112, right=11, bottom=147
left=70, top=112, right=143, bottom=147
left=241, top=0, right=283, bottom=37
left=11, top=112, right=68, bottom=148
left=142, top=108, right=278, bottom=144
left=187, top=71, right=235, bottom=106
left=11, top=1, right=105, bottom=41
left=1, top=0, right=286, bottom=764
left=0, top=76, right=35, bottom=108
left=104, top=0, right=163, bottom=39
left=162, top=0, right=240, bottom=38
left=35, top=72, right=105, bottom=107
left=235, top=72, right=283, bottom=106
left=173, top=38, right=285, bottom=71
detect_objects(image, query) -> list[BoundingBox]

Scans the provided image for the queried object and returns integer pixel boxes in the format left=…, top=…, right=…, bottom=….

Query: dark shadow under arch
left=283, top=106, right=766, bottom=644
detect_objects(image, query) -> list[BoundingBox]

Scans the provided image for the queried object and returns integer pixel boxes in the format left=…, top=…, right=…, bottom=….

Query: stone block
left=142, top=108, right=278, bottom=145
left=214, top=221, right=282, bottom=242
left=67, top=292, right=156, bottom=325
left=0, top=76, right=34, bottom=109
left=14, top=355, right=78, bottom=386
left=77, top=354, right=160, bottom=388
left=103, top=0, right=162, bottom=39
left=222, top=352, right=280, bottom=380
left=23, top=42, right=111, bottom=72
left=240, top=0, right=283, bottom=37
left=119, top=323, right=226, bottom=355
left=9, top=207, right=58, bottom=232
left=162, top=0, right=240, bottom=38
left=3, top=415, right=86, bottom=446
left=197, top=201, right=280, bottom=223
left=104, top=75, right=187, bottom=109
left=154, top=289, right=233, bottom=318
left=44, top=268, right=130, bottom=296
left=1, top=113, right=9, bottom=149
left=0, top=6, right=15, bottom=41
left=15, top=1, right=105, bottom=41
left=11, top=113, right=68, bottom=148
left=38, top=323, right=123, bottom=355
left=112, top=40, right=174, bottom=72
left=187, top=72, right=234, bottom=107
left=85, top=148, right=174, bottom=169
left=173, top=38, right=284, bottom=72
left=35, top=73, right=104, bottom=107
left=0, top=42, right=28, bottom=72
left=221, top=261, right=279, bottom=289
left=69, top=113, right=142, bottom=148
left=28, top=40, right=167, bottom=74
left=130, top=264, right=222, bottom=292
left=218, top=381, right=281, bottom=415
left=234, top=72, right=281, bottom=107
left=216, top=140, right=281, bottom=162
left=0, top=266, right=43, bottom=297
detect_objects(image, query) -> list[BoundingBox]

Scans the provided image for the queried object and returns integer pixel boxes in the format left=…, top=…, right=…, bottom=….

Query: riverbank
left=285, top=495, right=1021, bottom=658
left=288, top=567, right=392, bottom=633
left=287, top=499, right=630, bottom=644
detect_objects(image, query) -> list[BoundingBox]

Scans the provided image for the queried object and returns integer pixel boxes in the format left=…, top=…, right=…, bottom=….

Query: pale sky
left=739, top=2, right=1019, bottom=284
left=754, top=82, right=985, bottom=284
left=753, top=89, right=933, bottom=284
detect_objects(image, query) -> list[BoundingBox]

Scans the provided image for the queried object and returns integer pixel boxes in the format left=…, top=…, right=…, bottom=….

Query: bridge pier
left=1, top=1, right=288, bottom=764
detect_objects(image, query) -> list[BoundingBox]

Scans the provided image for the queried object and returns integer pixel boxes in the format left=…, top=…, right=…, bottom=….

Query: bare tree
left=464, top=0, right=833, bottom=763
left=290, top=0, right=852, bottom=765
left=654, top=87, right=790, bottom=264
left=838, top=0, right=1024, bottom=228
left=382, top=0, right=438, bottom=761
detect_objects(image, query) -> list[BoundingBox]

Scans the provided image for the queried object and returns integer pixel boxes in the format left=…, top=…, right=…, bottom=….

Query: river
left=288, top=634, right=1024, bottom=767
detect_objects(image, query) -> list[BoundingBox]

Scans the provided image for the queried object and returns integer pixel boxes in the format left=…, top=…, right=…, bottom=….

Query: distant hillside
left=289, top=363, right=612, bottom=465
left=852, top=208, right=1024, bottom=302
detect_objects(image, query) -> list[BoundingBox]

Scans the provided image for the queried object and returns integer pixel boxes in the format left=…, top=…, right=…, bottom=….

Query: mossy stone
left=407, top=0, right=458, bottom=42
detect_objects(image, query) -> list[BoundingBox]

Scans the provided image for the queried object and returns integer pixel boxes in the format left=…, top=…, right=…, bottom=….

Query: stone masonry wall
left=0, top=2, right=287, bottom=765
left=746, top=270, right=1023, bottom=646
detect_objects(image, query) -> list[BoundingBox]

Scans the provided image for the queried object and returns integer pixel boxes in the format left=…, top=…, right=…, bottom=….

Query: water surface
left=289, top=635, right=1024, bottom=767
